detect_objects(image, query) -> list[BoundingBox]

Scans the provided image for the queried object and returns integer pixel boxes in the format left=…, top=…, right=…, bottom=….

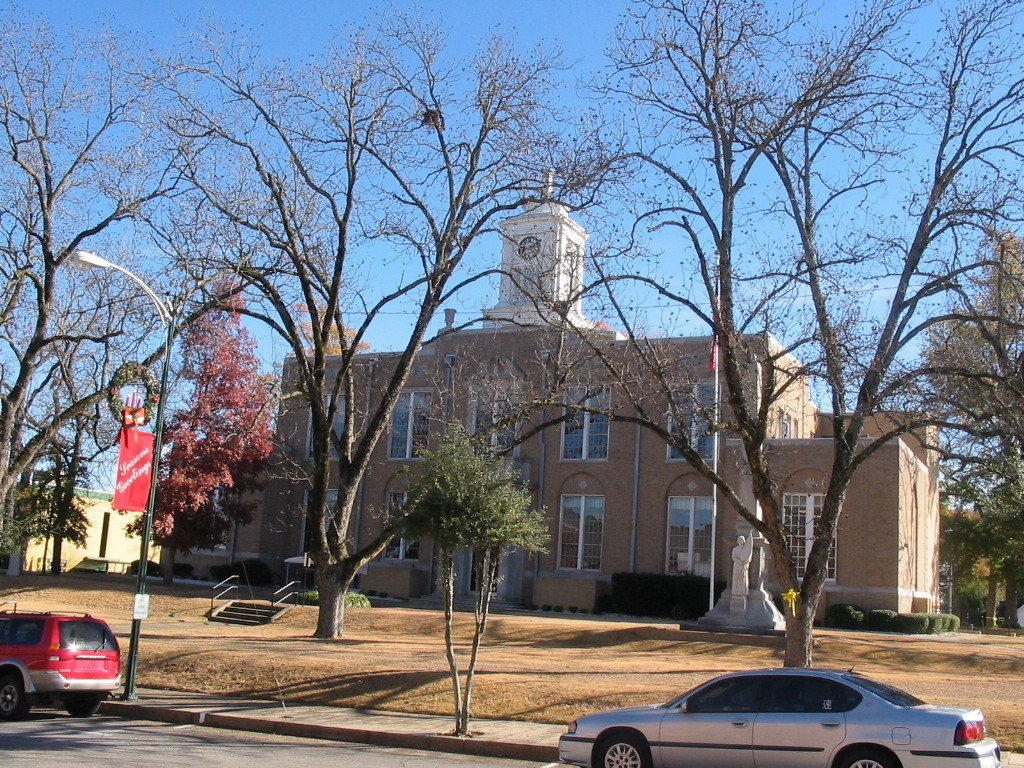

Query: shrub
left=867, top=609, right=898, bottom=632
left=929, top=613, right=960, bottom=633
left=569, top=606, right=579, bottom=613
left=345, top=591, right=371, bottom=608
left=541, top=604, right=552, bottom=612
left=553, top=605, right=563, bottom=613
left=296, top=589, right=319, bottom=605
left=172, top=563, right=195, bottom=579
left=894, top=612, right=931, bottom=634
left=607, top=572, right=726, bottom=620
left=378, top=591, right=389, bottom=599
left=825, top=603, right=866, bottom=630
left=209, top=558, right=275, bottom=586
left=365, top=589, right=378, bottom=596
left=129, top=560, right=161, bottom=577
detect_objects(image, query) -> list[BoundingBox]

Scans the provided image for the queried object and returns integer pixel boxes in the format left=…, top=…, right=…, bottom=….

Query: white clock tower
left=484, top=178, right=591, bottom=328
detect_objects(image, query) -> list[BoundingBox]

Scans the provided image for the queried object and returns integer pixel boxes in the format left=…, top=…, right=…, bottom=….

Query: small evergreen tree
left=401, top=425, right=546, bottom=736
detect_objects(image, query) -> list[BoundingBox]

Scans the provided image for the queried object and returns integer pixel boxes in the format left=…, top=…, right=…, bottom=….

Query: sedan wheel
left=597, top=733, right=652, bottom=768
left=838, top=749, right=900, bottom=768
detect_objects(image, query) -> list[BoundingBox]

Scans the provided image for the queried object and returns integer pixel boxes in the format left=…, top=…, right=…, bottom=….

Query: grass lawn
left=3, top=573, right=1022, bottom=751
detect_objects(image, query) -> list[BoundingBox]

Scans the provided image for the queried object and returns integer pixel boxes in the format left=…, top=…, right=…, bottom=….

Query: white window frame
left=558, top=494, right=604, bottom=571
left=470, top=394, right=519, bottom=456
left=388, top=391, right=431, bottom=459
left=561, top=389, right=610, bottom=461
left=666, top=496, right=714, bottom=577
left=383, top=490, right=419, bottom=561
left=667, top=381, right=715, bottom=462
left=782, top=493, right=836, bottom=580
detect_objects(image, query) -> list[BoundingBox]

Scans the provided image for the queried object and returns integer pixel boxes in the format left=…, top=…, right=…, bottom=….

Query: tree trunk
left=49, top=536, right=63, bottom=575
left=459, top=548, right=499, bottom=736
left=440, top=551, right=465, bottom=735
left=1004, top=578, right=1019, bottom=629
left=314, top=566, right=347, bottom=639
left=986, top=571, right=999, bottom=629
left=160, top=548, right=176, bottom=584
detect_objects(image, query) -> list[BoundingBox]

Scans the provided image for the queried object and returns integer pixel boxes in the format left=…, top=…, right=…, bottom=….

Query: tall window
left=472, top=396, right=517, bottom=454
left=389, top=391, right=431, bottom=459
left=301, top=489, right=338, bottom=554
left=668, top=382, right=715, bottom=461
left=559, top=495, right=604, bottom=570
left=308, top=396, right=347, bottom=459
left=562, top=389, right=610, bottom=460
left=383, top=490, right=419, bottom=560
left=782, top=493, right=836, bottom=579
left=667, top=496, right=714, bottom=577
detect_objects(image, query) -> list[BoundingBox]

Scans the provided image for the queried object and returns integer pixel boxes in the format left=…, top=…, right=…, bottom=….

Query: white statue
left=731, top=535, right=754, bottom=597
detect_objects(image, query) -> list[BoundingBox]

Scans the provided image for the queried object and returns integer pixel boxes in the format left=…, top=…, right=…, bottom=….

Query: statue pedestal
left=698, top=531, right=785, bottom=632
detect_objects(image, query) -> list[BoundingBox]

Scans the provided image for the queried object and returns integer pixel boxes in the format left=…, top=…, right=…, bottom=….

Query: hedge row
left=598, top=572, right=726, bottom=620
left=824, top=603, right=960, bottom=634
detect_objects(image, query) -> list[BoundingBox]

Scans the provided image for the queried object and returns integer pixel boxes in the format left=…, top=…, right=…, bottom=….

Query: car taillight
left=954, top=720, right=985, bottom=745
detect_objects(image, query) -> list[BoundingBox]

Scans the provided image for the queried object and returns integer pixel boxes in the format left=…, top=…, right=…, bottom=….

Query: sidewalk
left=100, top=689, right=565, bottom=763
left=99, top=689, right=1024, bottom=766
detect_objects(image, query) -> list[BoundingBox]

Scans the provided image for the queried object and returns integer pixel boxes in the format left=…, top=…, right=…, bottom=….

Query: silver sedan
left=558, top=668, right=1001, bottom=768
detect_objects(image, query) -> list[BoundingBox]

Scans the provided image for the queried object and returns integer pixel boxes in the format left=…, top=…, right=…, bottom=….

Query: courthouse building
left=212, top=196, right=941, bottom=616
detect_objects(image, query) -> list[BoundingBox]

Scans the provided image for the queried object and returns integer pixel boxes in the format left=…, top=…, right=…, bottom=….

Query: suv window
left=763, top=676, right=863, bottom=713
left=59, top=621, right=117, bottom=651
left=2, top=618, right=45, bottom=646
left=688, top=677, right=763, bottom=713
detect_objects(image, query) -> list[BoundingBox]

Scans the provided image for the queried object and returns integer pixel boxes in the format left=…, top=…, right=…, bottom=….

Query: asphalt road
left=0, top=712, right=567, bottom=768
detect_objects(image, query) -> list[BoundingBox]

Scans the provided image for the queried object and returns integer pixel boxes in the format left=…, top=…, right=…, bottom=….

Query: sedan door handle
left=821, top=721, right=841, bottom=728
left=732, top=720, right=750, bottom=727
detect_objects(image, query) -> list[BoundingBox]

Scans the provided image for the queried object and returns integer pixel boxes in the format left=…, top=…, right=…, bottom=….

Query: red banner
left=113, top=428, right=155, bottom=513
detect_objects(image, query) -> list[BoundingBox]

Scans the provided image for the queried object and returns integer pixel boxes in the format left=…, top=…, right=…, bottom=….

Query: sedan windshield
left=844, top=674, right=925, bottom=707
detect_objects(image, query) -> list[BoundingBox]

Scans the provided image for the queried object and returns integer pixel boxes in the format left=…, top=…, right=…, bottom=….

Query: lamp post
left=70, top=250, right=175, bottom=700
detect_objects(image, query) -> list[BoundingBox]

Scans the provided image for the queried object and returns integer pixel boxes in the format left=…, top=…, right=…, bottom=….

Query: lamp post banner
left=113, top=427, right=155, bottom=512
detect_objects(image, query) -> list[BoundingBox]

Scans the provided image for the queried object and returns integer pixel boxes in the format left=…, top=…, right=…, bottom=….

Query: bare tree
left=577, top=0, right=1024, bottom=665
left=162, top=18, right=601, bottom=637
left=0, top=17, right=176, bottom=554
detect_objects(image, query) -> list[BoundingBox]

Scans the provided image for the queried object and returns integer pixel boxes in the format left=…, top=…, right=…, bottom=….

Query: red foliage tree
left=147, top=305, right=274, bottom=559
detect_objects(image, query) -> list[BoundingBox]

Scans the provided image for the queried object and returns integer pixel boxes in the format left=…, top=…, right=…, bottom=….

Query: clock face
left=518, top=236, right=541, bottom=259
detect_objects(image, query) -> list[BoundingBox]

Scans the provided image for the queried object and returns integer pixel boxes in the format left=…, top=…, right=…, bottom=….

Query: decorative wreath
left=107, top=361, right=159, bottom=424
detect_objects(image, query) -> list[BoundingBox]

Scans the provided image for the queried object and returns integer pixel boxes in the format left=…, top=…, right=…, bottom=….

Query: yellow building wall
left=23, top=490, right=160, bottom=574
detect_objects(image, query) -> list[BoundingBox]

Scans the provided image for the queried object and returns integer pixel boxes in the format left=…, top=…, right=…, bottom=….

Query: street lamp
left=69, top=250, right=175, bottom=700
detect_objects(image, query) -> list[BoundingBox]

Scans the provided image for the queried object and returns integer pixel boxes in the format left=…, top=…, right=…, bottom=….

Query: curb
left=99, top=700, right=561, bottom=763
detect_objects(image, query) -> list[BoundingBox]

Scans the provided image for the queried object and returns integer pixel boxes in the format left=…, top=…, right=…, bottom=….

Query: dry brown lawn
left=4, top=573, right=1022, bottom=751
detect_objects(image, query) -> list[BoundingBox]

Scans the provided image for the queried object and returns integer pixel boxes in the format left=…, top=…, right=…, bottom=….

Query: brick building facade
left=189, top=198, right=941, bottom=616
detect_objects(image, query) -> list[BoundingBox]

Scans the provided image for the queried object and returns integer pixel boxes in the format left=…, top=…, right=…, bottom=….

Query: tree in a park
left=17, top=417, right=93, bottom=574
left=161, top=17, right=606, bottom=637
left=144, top=304, right=274, bottom=575
left=926, top=232, right=1024, bottom=627
left=548, top=0, right=1024, bottom=666
left=0, top=15, right=175, bottom=554
left=401, top=425, right=545, bottom=736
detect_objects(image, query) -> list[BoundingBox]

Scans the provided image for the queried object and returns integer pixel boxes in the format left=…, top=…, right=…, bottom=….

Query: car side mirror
left=677, top=700, right=690, bottom=713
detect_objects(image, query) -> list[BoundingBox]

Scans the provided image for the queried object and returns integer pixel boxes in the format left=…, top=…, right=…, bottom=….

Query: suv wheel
left=0, top=673, right=31, bottom=720
left=64, top=693, right=105, bottom=718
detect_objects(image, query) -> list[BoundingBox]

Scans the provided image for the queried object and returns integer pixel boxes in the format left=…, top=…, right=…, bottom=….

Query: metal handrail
left=273, top=580, right=300, bottom=607
left=210, top=574, right=239, bottom=610
left=0, top=600, right=17, bottom=613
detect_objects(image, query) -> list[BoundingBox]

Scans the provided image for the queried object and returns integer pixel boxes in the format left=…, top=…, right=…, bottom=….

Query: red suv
left=0, top=609, right=121, bottom=719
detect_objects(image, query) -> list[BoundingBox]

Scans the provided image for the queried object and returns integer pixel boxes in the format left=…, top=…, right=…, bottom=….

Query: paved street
left=0, top=713, right=564, bottom=768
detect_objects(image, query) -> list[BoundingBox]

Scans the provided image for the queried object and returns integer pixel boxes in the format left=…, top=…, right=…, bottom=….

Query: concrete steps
left=209, top=600, right=292, bottom=625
